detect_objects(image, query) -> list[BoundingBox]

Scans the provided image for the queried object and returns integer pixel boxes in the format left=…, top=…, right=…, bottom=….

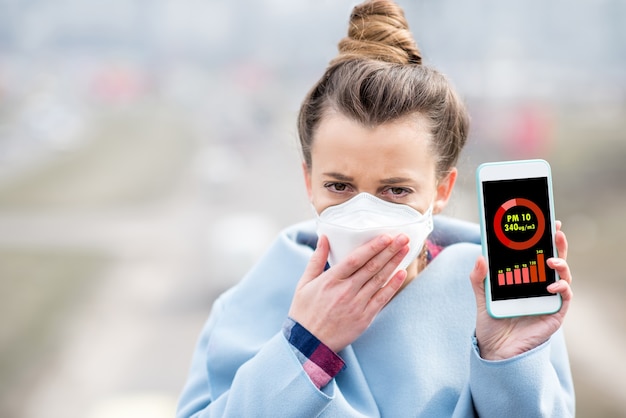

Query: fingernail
left=550, top=258, right=563, bottom=267
left=378, top=235, right=392, bottom=246
left=395, top=234, right=409, bottom=246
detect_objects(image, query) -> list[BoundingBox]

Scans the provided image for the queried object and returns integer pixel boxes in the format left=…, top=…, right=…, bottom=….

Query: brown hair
left=297, top=0, right=469, bottom=179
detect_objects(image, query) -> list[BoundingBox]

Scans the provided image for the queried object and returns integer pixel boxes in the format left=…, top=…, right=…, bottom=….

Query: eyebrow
left=322, top=172, right=413, bottom=185
left=322, top=172, right=354, bottom=182
left=380, top=177, right=413, bottom=185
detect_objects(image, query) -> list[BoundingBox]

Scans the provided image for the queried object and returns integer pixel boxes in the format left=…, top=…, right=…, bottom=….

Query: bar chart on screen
left=497, top=250, right=547, bottom=286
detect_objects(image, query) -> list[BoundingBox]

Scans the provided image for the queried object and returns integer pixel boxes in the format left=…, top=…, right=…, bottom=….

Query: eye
left=382, top=186, right=412, bottom=199
left=324, top=182, right=352, bottom=193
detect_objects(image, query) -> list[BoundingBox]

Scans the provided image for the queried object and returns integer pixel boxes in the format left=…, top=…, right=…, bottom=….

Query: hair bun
left=335, top=0, right=422, bottom=65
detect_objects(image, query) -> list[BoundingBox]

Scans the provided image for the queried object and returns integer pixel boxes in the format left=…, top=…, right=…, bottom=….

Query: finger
left=469, top=256, right=488, bottom=291
left=358, top=241, right=410, bottom=295
left=555, top=220, right=562, bottom=232
left=555, top=229, right=568, bottom=261
left=299, top=235, right=330, bottom=286
left=363, top=269, right=407, bottom=317
left=331, top=234, right=395, bottom=280
left=547, top=279, right=573, bottom=298
left=469, top=256, right=488, bottom=311
left=547, top=278, right=573, bottom=315
left=547, top=257, right=572, bottom=285
left=353, top=234, right=410, bottom=290
left=355, top=235, right=404, bottom=284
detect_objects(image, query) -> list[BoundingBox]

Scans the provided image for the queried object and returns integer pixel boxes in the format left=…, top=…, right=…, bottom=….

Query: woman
left=177, top=1, right=575, bottom=416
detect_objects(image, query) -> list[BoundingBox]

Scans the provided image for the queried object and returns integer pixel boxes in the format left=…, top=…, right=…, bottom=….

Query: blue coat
left=177, top=216, right=575, bottom=417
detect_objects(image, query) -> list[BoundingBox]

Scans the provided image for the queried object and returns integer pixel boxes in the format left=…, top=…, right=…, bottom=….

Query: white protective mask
left=316, top=192, right=434, bottom=277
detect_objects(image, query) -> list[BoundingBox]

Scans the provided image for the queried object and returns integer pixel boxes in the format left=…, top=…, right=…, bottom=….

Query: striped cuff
left=282, top=318, right=346, bottom=389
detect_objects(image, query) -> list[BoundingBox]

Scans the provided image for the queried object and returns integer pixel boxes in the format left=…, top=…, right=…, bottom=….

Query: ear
left=433, top=167, right=457, bottom=214
left=302, top=162, right=313, bottom=201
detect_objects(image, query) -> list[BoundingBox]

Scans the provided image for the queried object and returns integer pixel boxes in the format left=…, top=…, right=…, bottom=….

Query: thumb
left=298, top=235, right=330, bottom=286
left=469, top=256, right=488, bottom=311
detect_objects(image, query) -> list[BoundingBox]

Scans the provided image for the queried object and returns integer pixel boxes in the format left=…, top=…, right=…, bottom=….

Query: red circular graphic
left=493, top=198, right=545, bottom=250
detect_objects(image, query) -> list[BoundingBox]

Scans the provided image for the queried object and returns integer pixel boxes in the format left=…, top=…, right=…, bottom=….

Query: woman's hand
left=288, top=234, right=410, bottom=353
left=469, top=221, right=573, bottom=360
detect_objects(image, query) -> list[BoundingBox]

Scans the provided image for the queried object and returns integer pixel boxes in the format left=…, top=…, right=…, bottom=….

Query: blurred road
left=1, top=185, right=210, bottom=417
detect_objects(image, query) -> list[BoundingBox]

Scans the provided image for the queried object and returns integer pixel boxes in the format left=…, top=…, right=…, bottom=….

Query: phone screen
left=482, top=176, right=556, bottom=301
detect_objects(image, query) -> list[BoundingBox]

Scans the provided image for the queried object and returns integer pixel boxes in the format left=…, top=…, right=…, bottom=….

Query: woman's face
left=304, top=112, right=457, bottom=217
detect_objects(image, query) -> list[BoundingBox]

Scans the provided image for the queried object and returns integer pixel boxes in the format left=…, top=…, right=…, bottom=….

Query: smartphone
left=476, top=159, right=561, bottom=318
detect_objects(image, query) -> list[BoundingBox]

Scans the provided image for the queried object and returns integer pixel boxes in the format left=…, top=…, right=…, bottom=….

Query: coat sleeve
left=176, top=222, right=335, bottom=417
left=175, top=298, right=336, bottom=418
left=468, top=328, right=575, bottom=417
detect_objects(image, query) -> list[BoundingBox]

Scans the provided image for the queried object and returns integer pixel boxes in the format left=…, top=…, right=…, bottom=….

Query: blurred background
left=0, top=0, right=624, bottom=417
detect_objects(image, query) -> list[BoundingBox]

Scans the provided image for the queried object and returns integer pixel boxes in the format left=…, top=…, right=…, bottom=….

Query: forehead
left=310, top=113, right=436, bottom=179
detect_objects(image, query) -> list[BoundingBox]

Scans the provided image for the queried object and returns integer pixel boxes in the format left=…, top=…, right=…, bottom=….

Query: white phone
left=476, top=159, right=562, bottom=318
